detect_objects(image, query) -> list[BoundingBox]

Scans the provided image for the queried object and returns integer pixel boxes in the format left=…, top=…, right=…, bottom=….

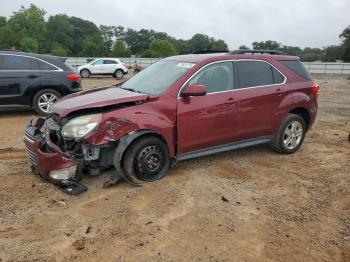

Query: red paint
left=26, top=52, right=318, bottom=179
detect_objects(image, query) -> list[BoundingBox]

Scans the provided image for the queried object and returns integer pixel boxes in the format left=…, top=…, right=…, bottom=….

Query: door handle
left=28, top=75, right=39, bottom=79
left=226, top=97, right=235, bottom=104
left=276, top=88, right=283, bottom=96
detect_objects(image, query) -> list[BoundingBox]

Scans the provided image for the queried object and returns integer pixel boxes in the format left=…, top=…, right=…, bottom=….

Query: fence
left=66, top=57, right=350, bottom=75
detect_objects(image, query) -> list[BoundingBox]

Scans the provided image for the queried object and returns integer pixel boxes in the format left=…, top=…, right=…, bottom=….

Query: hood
left=51, top=86, right=149, bottom=117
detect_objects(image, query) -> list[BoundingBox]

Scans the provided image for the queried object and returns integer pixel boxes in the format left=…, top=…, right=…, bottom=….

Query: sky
left=0, top=0, right=349, bottom=49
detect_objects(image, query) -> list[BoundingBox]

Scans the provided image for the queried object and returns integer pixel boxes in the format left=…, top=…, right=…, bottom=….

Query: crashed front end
left=23, top=114, right=115, bottom=194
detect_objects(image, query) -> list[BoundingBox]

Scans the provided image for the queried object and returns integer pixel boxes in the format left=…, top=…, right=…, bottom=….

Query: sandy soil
left=0, top=74, right=349, bottom=262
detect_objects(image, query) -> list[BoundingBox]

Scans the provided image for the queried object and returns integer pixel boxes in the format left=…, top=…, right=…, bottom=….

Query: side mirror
left=182, top=84, right=207, bottom=97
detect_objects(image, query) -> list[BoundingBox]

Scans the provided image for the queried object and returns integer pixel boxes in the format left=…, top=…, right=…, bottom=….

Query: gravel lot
left=0, top=74, right=349, bottom=262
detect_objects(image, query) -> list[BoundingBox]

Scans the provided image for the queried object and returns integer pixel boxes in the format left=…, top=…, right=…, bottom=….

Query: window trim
left=0, top=53, right=63, bottom=71
left=177, top=59, right=287, bottom=98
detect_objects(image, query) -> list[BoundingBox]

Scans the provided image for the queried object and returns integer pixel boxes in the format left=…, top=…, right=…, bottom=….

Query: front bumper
left=23, top=123, right=78, bottom=185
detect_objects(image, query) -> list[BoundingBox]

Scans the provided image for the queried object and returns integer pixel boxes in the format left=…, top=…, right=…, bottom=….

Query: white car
left=78, top=58, right=129, bottom=79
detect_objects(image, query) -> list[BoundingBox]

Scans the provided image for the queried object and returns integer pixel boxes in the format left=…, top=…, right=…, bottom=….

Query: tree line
left=0, top=4, right=349, bottom=62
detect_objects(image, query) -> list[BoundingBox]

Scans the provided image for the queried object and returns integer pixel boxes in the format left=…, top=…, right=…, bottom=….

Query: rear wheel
left=114, top=69, right=124, bottom=79
left=80, top=69, right=90, bottom=78
left=123, top=136, right=170, bottom=182
left=271, top=113, right=306, bottom=154
left=33, top=89, right=61, bottom=115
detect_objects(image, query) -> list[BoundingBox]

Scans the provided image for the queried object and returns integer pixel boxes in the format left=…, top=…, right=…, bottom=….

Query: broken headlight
left=61, top=114, right=102, bottom=139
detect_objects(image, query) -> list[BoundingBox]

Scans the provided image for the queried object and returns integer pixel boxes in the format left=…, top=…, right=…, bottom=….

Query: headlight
left=61, top=114, right=102, bottom=139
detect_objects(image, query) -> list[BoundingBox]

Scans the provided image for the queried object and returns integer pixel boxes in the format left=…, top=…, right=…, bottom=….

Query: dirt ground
left=0, top=74, right=349, bottom=262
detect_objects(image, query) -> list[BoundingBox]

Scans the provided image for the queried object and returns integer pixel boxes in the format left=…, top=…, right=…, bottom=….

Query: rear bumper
left=23, top=124, right=77, bottom=185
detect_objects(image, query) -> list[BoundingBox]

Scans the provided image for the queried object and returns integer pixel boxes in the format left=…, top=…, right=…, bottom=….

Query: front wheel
left=123, top=136, right=170, bottom=182
left=33, top=89, right=62, bottom=116
left=271, top=113, right=306, bottom=154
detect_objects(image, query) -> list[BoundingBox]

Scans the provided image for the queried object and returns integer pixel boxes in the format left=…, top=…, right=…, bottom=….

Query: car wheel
left=114, top=69, right=124, bottom=79
left=271, top=113, right=306, bottom=154
left=123, top=136, right=170, bottom=182
left=33, top=89, right=62, bottom=116
left=80, top=69, right=90, bottom=78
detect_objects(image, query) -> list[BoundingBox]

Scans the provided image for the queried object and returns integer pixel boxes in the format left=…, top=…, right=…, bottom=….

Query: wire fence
left=66, top=57, right=350, bottom=75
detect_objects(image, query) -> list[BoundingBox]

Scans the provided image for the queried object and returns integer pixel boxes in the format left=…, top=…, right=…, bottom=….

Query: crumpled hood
left=51, top=86, right=149, bottom=117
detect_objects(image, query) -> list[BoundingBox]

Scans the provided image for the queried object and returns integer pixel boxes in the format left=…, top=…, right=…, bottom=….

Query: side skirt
left=176, top=135, right=272, bottom=162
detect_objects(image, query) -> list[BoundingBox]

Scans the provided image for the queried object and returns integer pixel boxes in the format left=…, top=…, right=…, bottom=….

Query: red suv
left=24, top=50, right=319, bottom=194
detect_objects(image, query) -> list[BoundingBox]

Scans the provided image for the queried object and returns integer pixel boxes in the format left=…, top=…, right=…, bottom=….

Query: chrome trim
left=177, top=59, right=287, bottom=98
left=0, top=53, right=63, bottom=72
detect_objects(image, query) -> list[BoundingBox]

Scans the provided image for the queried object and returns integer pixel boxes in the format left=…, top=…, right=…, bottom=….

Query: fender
left=272, top=91, right=295, bottom=131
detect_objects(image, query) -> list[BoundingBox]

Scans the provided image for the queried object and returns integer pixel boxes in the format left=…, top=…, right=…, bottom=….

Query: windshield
left=121, top=60, right=195, bottom=95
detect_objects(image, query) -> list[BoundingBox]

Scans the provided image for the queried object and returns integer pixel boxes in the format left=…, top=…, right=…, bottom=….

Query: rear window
left=1, top=55, right=32, bottom=70
left=236, top=61, right=274, bottom=88
left=280, top=60, right=312, bottom=80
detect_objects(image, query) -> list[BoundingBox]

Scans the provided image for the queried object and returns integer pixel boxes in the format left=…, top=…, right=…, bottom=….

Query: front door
left=177, top=61, right=238, bottom=154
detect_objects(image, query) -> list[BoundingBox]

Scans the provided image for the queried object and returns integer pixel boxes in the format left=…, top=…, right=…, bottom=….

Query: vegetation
left=0, top=4, right=349, bottom=62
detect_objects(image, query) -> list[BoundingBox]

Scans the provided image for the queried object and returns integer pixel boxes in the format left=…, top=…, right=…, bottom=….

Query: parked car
left=24, top=50, right=319, bottom=194
left=77, top=58, right=129, bottom=79
left=0, top=51, right=81, bottom=115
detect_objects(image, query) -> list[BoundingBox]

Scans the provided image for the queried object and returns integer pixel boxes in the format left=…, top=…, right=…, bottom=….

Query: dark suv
left=0, top=51, right=81, bottom=115
left=24, top=50, right=318, bottom=194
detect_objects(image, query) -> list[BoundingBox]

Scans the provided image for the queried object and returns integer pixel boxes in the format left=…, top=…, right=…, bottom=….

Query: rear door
left=103, top=59, right=118, bottom=73
left=177, top=61, right=239, bottom=154
left=233, top=60, right=286, bottom=140
left=0, top=54, right=42, bottom=105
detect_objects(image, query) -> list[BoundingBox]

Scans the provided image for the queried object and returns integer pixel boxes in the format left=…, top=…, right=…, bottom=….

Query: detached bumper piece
left=24, top=118, right=87, bottom=195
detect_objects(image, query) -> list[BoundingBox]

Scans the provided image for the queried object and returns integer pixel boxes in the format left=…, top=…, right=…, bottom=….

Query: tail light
left=311, top=83, right=319, bottom=97
left=66, top=73, right=81, bottom=82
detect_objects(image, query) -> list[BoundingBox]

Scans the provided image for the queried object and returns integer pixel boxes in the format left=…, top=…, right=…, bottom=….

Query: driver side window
left=186, top=62, right=234, bottom=93
left=92, top=60, right=103, bottom=65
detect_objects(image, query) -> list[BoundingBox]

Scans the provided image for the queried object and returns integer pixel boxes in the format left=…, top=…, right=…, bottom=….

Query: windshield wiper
left=120, top=86, right=142, bottom=93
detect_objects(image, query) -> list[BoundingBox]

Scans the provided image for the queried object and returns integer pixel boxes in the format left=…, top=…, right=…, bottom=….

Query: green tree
left=238, top=45, right=250, bottom=50
left=142, top=39, right=176, bottom=57
left=323, top=45, right=342, bottom=62
left=340, top=26, right=350, bottom=62
left=252, top=40, right=281, bottom=50
left=0, top=16, right=6, bottom=28
left=99, top=25, right=114, bottom=51
left=299, top=47, right=323, bottom=62
left=189, top=34, right=212, bottom=52
left=20, top=37, right=39, bottom=52
left=47, top=15, right=74, bottom=55
left=111, top=40, right=132, bottom=57
left=210, top=38, right=228, bottom=51
left=50, top=42, right=68, bottom=56
left=280, top=45, right=302, bottom=56
left=0, top=4, right=47, bottom=52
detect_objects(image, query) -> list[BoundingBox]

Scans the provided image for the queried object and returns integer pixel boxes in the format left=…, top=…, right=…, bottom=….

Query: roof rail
left=192, top=50, right=229, bottom=54
left=230, top=49, right=288, bottom=55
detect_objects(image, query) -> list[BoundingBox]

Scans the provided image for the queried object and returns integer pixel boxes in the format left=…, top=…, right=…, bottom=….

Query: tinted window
left=272, top=67, right=285, bottom=84
left=237, top=61, right=274, bottom=88
left=1, top=55, right=31, bottom=70
left=280, top=60, right=312, bottom=80
left=104, top=60, right=117, bottom=64
left=187, top=62, right=234, bottom=93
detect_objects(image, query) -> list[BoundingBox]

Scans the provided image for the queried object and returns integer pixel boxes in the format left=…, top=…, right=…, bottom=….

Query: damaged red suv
left=24, top=50, right=318, bottom=194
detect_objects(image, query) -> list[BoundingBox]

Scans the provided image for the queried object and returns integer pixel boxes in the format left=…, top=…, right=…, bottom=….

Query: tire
left=80, top=69, right=90, bottom=78
left=123, top=136, right=170, bottom=182
left=271, top=113, right=306, bottom=154
left=33, top=89, right=62, bottom=116
left=114, top=69, right=124, bottom=80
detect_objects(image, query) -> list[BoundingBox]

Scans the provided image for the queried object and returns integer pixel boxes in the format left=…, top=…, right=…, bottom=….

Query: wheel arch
left=112, top=129, right=171, bottom=184
left=288, top=107, right=310, bottom=130
left=27, top=85, right=66, bottom=106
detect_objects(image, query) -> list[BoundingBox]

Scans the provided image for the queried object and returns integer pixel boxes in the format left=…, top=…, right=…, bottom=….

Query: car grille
left=26, top=147, right=37, bottom=166
left=24, top=129, right=38, bottom=143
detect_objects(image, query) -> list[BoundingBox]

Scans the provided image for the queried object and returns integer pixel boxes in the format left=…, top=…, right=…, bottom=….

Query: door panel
left=177, top=61, right=238, bottom=154
left=234, top=60, right=286, bottom=139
